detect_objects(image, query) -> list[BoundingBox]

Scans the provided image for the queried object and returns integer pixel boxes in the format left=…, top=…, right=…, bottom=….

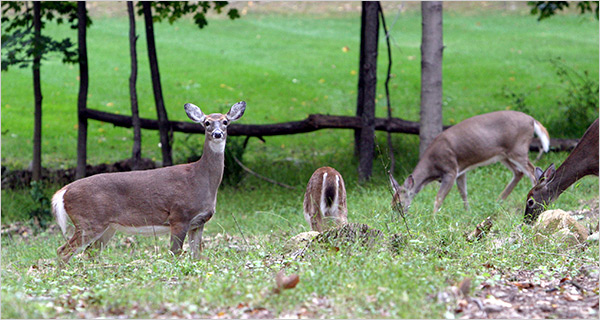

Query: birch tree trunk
left=419, top=1, right=444, bottom=158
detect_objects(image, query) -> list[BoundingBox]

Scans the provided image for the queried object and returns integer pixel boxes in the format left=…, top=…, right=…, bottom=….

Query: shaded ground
left=1, top=158, right=156, bottom=189
left=438, top=265, right=599, bottom=319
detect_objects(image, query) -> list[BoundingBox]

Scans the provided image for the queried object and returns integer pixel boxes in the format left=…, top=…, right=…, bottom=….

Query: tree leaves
left=1, top=1, right=85, bottom=71
left=134, top=1, right=240, bottom=29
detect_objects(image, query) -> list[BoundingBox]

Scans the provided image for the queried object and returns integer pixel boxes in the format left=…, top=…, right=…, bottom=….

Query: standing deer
left=51, top=101, right=246, bottom=263
left=524, top=118, right=599, bottom=223
left=303, top=166, right=348, bottom=232
left=389, top=111, right=550, bottom=213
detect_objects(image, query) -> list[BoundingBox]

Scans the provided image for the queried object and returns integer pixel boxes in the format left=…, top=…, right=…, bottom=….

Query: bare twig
left=231, top=211, right=249, bottom=247
left=378, top=2, right=396, bottom=174
left=232, top=155, right=296, bottom=190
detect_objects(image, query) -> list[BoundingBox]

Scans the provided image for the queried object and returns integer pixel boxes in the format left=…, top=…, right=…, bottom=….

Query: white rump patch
left=51, top=189, right=69, bottom=235
left=111, top=224, right=171, bottom=236
left=533, top=121, right=550, bottom=152
left=319, top=172, right=328, bottom=216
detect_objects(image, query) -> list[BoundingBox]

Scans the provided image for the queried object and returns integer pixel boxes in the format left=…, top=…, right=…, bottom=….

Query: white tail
left=390, top=110, right=550, bottom=213
left=303, top=167, right=348, bottom=232
left=51, top=189, right=68, bottom=235
left=51, top=101, right=246, bottom=264
left=524, top=118, right=599, bottom=223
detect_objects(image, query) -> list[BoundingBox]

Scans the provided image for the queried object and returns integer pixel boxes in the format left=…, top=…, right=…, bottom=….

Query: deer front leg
left=434, top=174, right=457, bottom=212
left=455, top=173, right=470, bottom=211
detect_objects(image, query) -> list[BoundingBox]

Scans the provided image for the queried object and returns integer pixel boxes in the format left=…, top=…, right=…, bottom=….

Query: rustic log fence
left=83, top=107, right=574, bottom=151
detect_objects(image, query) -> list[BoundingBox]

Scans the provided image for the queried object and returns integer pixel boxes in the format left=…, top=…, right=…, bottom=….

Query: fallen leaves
left=273, top=270, right=300, bottom=294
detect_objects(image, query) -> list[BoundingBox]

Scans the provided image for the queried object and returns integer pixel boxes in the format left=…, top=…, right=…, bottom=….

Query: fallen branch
left=84, top=108, right=579, bottom=152
left=232, top=155, right=296, bottom=190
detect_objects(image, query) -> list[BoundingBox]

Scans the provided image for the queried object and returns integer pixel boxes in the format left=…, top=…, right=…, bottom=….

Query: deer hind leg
left=85, top=226, right=116, bottom=258
left=434, top=173, right=457, bottom=212
left=455, top=173, right=470, bottom=211
left=498, top=159, right=527, bottom=200
left=188, top=211, right=213, bottom=259
left=57, top=224, right=108, bottom=264
left=169, top=222, right=190, bottom=256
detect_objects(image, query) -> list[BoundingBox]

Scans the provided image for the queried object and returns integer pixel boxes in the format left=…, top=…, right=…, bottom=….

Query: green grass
left=1, top=7, right=599, bottom=319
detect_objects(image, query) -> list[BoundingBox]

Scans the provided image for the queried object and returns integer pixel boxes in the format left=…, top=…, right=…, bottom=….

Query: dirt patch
left=443, top=266, right=599, bottom=319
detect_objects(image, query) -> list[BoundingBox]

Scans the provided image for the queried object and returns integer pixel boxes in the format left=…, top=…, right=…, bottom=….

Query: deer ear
left=542, top=163, right=556, bottom=182
left=389, top=171, right=401, bottom=192
left=534, top=167, right=544, bottom=182
left=227, top=101, right=246, bottom=122
left=184, top=103, right=206, bottom=124
left=405, top=175, right=414, bottom=189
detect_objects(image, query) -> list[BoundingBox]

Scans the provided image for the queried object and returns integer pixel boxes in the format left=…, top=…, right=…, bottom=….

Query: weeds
left=28, top=181, right=52, bottom=230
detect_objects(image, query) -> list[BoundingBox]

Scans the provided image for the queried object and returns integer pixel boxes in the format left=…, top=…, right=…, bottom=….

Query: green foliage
left=135, top=1, right=240, bottom=29
left=0, top=1, right=91, bottom=71
left=501, top=58, right=598, bottom=138
left=550, top=57, right=599, bottom=137
left=222, top=136, right=246, bottom=186
left=528, top=1, right=599, bottom=20
left=28, top=181, right=52, bottom=229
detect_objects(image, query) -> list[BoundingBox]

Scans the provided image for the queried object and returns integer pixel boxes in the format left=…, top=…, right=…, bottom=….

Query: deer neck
left=411, top=161, right=436, bottom=194
left=547, top=156, right=587, bottom=202
left=193, top=137, right=226, bottom=188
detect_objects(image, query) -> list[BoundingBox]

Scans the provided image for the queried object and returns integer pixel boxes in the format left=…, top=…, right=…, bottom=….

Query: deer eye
left=223, top=120, right=228, bottom=125
left=527, top=198, right=535, bottom=207
left=204, top=121, right=210, bottom=127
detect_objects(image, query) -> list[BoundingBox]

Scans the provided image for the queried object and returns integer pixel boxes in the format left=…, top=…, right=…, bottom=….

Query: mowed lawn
left=1, top=5, right=599, bottom=319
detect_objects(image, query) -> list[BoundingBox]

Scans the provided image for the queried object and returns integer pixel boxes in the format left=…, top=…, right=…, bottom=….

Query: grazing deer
left=51, top=101, right=246, bottom=263
left=389, top=110, right=550, bottom=213
left=303, top=167, right=348, bottom=232
left=524, top=118, right=599, bottom=223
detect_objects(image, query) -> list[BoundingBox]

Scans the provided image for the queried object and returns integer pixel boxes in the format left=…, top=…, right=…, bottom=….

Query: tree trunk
left=31, top=1, right=42, bottom=182
left=128, top=1, right=142, bottom=170
left=354, top=3, right=367, bottom=157
left=142, top=2, right=172, bottom=167
left=76, top=1, right=89, bottom=180
left=356, top=1, right=379, bottom=182
left=419, top=1, right=444, bottom=157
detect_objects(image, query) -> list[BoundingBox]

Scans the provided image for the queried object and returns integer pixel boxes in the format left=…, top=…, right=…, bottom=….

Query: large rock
left=284, top=231, right=320, bottom=252
left=533, top=209, right=588, bottom=247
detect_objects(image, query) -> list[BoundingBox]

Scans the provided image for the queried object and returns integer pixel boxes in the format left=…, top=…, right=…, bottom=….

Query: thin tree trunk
left=76, top=1, right=89, bottom=179
left=357, top=1, right=379, bottom=182
left=354, top=2, right=367, bottom=157
left=378, top=3, right=396, bottom=175
left=32, top=1, right=42, bottom=182
left=128, top=1, right=142, bottom=170
left=142, top=2, right=172, bottom=167
left=419, top=1, right=444, bottom=157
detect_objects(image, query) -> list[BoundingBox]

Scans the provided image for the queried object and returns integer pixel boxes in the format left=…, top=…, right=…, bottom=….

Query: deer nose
left=212, top=131, right=223, bottom=139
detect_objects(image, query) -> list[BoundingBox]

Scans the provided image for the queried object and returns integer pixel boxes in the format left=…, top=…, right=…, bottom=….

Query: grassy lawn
left=1, top=4, right=598, bottom=318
